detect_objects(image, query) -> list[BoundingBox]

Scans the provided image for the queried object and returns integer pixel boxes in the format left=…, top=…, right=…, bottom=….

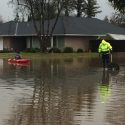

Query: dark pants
left=101, top=54, right=110, bottom=68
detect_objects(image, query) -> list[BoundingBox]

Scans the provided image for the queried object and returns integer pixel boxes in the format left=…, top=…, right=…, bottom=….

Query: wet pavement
left=0, top=56, right=125, bottom=125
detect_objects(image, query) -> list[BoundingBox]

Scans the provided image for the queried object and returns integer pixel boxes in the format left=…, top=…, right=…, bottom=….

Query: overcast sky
left=96, top=0, right=115, bottom=19
left=0, top=0, right=116, bottom=22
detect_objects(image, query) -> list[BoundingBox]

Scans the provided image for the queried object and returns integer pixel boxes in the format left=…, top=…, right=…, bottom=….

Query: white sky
left=96, top=0, right=115, bottom=19
left=0, top=0, right=116, bottom=22
left=0, top=0, right=14, bottom=22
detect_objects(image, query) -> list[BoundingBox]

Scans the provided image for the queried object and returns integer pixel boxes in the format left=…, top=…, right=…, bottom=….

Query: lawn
left=0, top=52, right=98, bottom=59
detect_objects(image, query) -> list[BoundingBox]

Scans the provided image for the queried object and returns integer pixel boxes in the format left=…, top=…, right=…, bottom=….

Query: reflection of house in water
left=0, top=59, right=3, bottom=74
left=32, top=57, right=99, bottom=79
left=5, top=58, right=103, bottom=125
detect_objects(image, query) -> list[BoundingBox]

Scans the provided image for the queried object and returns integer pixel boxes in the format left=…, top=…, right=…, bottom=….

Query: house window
left=53, top=37, right=56, bottom=48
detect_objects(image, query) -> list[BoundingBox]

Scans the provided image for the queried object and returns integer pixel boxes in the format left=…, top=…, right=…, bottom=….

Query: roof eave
left=52, top=34, right=106, bottom=37
left=0, top=34, right=106, bottom=37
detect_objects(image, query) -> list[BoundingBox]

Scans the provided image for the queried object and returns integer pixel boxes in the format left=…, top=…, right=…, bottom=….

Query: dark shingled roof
left=0, top=16, right=125, bottom=36
left=62, top=17, right=125, bottom=35
left=0, top=21, right=17, bottom=35
left=17, top=21, right=36, bottom=36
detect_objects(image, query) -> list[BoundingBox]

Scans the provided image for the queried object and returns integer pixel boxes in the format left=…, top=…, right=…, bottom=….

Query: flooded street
left=0, top=56, right=125, bottom=125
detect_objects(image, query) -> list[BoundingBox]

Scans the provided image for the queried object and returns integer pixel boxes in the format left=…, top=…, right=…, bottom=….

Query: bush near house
left=0, top=49, right=12, bottom=53
left=48, top=48, right=61, bottom=53
left=24, top=48, right=40, bottom=53
left=63, top=47, right=74, bottom=53
left=77, top=48, right=84, bottom=53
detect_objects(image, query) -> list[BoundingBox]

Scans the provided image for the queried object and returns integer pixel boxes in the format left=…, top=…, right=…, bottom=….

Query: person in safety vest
left=98, top=39, right=112, bottom=69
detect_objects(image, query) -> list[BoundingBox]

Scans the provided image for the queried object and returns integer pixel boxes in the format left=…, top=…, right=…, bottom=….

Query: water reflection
left=0, top=57, right=125, bottom=125
left=99, top=70, right=111, bottom=104
left=105, top=69, right=125, bottom=125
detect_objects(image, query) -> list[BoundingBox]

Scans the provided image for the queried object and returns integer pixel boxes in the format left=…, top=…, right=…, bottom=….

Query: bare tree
left=109, top=12, right=125, bottom=27
left=10, top=0, right=66, bottom=52
left=108, top=0, right=125, bottom=14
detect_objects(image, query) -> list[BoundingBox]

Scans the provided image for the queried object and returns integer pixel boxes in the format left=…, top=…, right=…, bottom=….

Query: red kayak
left=8, top=61, right=30, bottom=67
left=8, top=58, right=31, bottom=63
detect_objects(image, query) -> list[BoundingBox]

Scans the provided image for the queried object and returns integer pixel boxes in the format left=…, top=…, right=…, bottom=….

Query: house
left=0, top=16, right=125, bottom=52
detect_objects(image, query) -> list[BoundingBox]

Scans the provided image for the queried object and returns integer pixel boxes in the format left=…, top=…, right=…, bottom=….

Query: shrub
left=0, top=50, right=11, bottom=53
left=34, top=48, right=41, bottom=52
left=24, top=48, right=40, bottom=53
left=48, top=48, right=61, bottom=53
left=63, top=47, right=73, bottom=53
left=77, top=48, right=84, bottom=53
left=0, top=48, right=12, bottom=53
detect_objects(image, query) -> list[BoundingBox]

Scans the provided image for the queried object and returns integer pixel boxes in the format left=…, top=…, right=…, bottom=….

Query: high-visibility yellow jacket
left=98, top=39, right=112, bottom=53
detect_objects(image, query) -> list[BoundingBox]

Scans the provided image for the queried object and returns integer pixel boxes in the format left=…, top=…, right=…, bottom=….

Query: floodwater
left=0, top=55, right=125, bottom=125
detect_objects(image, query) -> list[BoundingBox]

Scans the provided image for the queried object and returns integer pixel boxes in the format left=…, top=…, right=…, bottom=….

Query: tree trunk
left=38, top=35, right=47, bottom=53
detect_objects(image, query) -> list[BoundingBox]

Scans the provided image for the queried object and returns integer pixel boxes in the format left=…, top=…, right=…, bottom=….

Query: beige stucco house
left=0, top=17, right=125, bottom=52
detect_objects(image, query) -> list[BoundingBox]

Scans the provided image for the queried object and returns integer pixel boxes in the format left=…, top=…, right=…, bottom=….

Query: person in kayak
left=15, top=50, right=22, bottom=59
left=98, top=38, right=112, bottom=69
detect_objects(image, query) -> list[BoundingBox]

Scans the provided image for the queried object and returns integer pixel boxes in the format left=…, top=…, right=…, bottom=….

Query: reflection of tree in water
left=6, top=58, right=98, bottom=125
left=5, top=59, right=71, bottom=125
left=74, top=83, right=97, bottom=121
left=7, top=80, right=75, bottom=125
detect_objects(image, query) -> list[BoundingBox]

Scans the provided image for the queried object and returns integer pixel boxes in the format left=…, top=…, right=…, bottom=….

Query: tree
left=27, top=3, right=57, bottom=21
left=73, top=0, right=101, bottom=17
left=14, top=13, right=20, bottom=22
left=84, top=0, right=102, bottom=18
left=108, top=0, right=125, bottom=14
left=74, top=0, right=86, bottom=17
left=108, top=0, right=125, bottom=27
left=61, top=0, right=75, bottom=16
left=103, top=16, right=110, bottom=23
left=109, top=12, right=125, bottom=27
left=10, top=0, right=66, bottom=52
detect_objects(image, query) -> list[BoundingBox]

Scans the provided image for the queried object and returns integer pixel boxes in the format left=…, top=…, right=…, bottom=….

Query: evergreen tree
left=108, top=0, right=125, bottom=14
left=62, top=0, right=75, bottom=16
left=74, top=0, right=86, bottom=17
left=84, top=0, right=101, bottom=18
left=103, top=16, right=109, bottom=23
left=73, top=0, right=101, bottom=17
left=14, top=13, right=20, bottom=22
